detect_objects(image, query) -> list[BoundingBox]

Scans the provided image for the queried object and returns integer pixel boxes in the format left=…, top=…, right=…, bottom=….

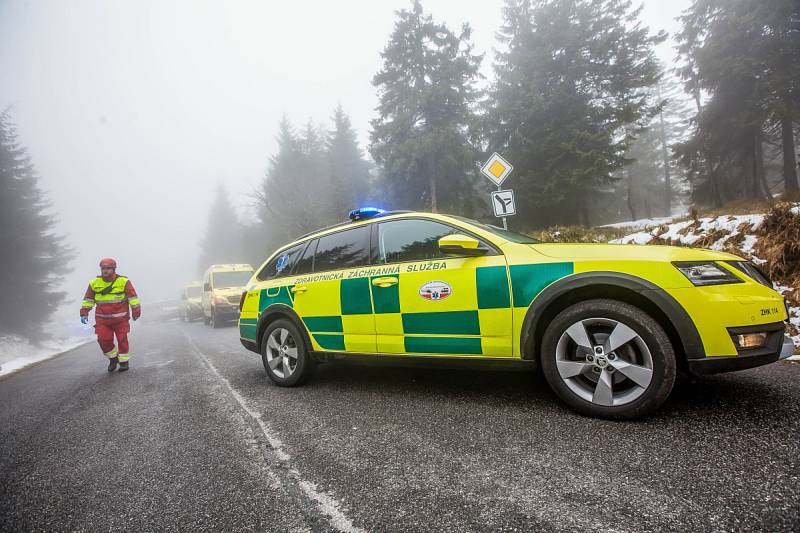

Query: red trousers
left=95, top=318, right=131, bottom=362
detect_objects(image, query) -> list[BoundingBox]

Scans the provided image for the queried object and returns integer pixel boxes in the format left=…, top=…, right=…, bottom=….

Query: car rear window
left=313, top=226, right=370, bottom=272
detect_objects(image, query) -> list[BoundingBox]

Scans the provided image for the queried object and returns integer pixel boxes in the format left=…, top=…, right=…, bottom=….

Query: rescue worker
left=80, top=258, right=141, bottom=372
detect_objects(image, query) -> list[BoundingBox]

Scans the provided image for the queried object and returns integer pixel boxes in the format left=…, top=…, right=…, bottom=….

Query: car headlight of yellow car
left=673, top=261, right=742, bottom=286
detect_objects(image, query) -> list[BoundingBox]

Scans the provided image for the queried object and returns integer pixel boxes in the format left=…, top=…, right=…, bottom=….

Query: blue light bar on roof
left=349, top=207, right=386, bottom=221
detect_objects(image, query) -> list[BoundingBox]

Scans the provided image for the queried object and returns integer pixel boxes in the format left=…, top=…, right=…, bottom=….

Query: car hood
left=216, top=287, right=245, bottom=295
left=528, top=243, right=743, bottom=262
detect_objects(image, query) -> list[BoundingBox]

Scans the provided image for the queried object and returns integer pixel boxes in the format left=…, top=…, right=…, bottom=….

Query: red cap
left=99, top=257, right=117, bottom=269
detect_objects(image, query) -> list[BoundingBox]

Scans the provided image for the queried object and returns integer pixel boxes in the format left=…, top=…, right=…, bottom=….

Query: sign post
left=480, top=152, right=515, bottom=229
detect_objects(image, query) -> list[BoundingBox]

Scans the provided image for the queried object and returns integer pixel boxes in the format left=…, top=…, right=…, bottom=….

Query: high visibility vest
left=81, top=275, right=141, bottom=318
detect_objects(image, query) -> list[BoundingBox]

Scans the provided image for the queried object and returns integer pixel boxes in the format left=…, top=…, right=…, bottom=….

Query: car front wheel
left=540, top=299, right=676, bottom=420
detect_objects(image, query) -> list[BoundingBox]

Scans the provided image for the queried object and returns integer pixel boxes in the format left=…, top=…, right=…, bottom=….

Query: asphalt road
left=1, top=319, right=799, bottom=532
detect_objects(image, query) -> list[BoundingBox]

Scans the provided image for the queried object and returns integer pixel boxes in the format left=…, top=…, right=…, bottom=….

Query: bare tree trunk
left=429, top=174, right=438, bottom=212
left=710, top=160, right=723, bottom=208
left=754, top=131, right=770, bottom=199
left=626, top=169, right=636, bottom=221
left=657, top=83, right=671, bottom=216
left=782, top=116, right=799, bottom=192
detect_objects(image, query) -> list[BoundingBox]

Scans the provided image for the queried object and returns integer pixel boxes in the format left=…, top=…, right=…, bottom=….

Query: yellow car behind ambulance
left=239, top=208, right=794, bottom=419
left=179, top=281, right=203, bottom=322
left=202, top=264, right=253, bottom=327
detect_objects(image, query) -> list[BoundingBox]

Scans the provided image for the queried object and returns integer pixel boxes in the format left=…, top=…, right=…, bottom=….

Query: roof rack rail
left=293, top=210, right=412, bottom=241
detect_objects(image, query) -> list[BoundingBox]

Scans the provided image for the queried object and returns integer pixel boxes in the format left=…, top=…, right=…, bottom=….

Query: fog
left=0, top=0, right=688, bottom=306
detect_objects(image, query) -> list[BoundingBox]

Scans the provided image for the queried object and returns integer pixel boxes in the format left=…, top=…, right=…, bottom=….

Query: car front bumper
left=213, top=305, right=240, bottom=318
left=688, top=321, right=795, bottom=375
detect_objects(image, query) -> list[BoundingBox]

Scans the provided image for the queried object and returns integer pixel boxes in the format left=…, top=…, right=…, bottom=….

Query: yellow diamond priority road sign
left=480, top=152, right=513, bottom=186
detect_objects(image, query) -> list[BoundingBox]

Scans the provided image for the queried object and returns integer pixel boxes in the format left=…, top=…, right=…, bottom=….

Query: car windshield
left=212, top=271, right=252, bottom=288
left=452, top=216, right=540, bottom=244
left=186, top=286, right=202, bottom=298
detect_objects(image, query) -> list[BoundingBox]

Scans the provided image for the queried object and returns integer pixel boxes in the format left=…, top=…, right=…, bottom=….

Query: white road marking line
left=181, top=330, right=363, bottom=533
left=141, top=360, right=174, bottom=368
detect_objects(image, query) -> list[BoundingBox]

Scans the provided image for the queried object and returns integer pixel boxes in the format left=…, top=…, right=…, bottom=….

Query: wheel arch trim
left=520, top=271, right=705, bottom=362
left=253, top=304, right=314, bottom=354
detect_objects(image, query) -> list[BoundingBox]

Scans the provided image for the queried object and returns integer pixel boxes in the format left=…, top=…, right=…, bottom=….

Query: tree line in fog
left=199, top=0, right=800, bottom=268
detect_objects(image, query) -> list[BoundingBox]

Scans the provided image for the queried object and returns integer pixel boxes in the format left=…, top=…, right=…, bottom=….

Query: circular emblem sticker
left=419, top=281, right=452, bottom=301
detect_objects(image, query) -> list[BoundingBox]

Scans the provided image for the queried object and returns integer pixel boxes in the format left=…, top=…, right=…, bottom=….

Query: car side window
left=313, top=226, right=370, bottom=272
left=377, top=219, right=460, bottom=263
left=294, top=239, right=317, bottom=276
left=257, top=243, right=306, bottom=281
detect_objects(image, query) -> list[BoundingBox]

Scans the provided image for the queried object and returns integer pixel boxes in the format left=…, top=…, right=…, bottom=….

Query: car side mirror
left=203, top=283, right=211, bottom=291
left=438, top=234, right=488, bottom=257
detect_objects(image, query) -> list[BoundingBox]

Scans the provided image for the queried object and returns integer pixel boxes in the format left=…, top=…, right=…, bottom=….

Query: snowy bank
left=0, top=314, right=94, bottom=377
left=0, top=335, right=92, bottom=377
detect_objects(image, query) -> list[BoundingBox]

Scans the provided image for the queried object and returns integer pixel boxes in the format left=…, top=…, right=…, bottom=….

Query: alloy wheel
left=555, top=317, right=654, bottom=407
left=266, top=327, right=298, bottom=379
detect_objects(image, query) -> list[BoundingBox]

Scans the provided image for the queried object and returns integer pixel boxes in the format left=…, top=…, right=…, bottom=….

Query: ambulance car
left=238, top=208, right=794, bottom=419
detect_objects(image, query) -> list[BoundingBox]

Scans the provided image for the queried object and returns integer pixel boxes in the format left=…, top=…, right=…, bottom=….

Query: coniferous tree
left=254, top=117, right=337, bottom=255
left=675, top=0, right=800, bottom=206
left=370, top=0, right=483, bottom=212
left=606, top=75, right=693, bottom=222
left=327, top=104, right=372, bottom=215
left=488, top=0, right=664, bottom=227
left=198, top=183, right=244, bottom=272
left=0, top=110, right=72, bottom=340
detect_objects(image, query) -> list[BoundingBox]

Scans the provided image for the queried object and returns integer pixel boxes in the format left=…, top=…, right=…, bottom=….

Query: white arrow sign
left=491, top=189, right=516, bottom=217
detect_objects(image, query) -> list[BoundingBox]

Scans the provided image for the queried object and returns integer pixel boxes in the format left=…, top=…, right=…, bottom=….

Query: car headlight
left=726, top=261, right=774, bottom=288
left=673, top=261, right=742, bottom=286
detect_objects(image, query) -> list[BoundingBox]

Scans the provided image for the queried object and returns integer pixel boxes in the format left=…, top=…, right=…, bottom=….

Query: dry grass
left=528, top=225, right=630, bottom=243
left=754, top=203, right=800, bottom=307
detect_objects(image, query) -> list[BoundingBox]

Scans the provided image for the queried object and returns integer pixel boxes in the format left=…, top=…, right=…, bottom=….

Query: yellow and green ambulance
left=239, top=208, right=794, bottom=419
left=202, top=263, right=254, bottom=328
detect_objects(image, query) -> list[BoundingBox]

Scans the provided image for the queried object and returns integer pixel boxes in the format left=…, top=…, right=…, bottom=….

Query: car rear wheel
left=540, top=299, right=676, bottom=420
left=261, top=319, right=315, bottom=387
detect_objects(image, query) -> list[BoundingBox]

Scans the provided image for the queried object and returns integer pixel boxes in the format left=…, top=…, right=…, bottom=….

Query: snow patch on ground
left=601, top=216, right=678, bottom=231
left=0, top=334, right=92, bottom=377
left=0, top=306, right=95, bottom=377
left=611, top=214, right=765, bottom=249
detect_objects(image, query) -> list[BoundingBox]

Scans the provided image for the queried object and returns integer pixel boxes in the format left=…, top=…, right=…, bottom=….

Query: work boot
left=118, top=361, right=129, bottom=372
left=107, top=357, right=118, bottom=372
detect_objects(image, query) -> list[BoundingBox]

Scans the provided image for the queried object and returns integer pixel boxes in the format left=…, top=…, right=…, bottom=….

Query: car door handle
left=290, top=285, right=308, bottom=294
left=371, top=277, right=398, bottom=287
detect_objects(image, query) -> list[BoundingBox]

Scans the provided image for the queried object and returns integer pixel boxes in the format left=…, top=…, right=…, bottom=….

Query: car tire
left=203, top=313, right=211, bottom=326
left=211, top=310, right=222, bottom=328
left=261, top=318, right=316, bottom=387
left=540, top=299, right=676, bottom=420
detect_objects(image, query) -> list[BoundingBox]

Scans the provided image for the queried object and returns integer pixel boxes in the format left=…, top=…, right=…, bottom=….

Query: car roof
left=279, top=210, right=509, bottom=252
left=207, top=264, right=254, bottom=272
left=294, top=210, right=413, bottom=241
